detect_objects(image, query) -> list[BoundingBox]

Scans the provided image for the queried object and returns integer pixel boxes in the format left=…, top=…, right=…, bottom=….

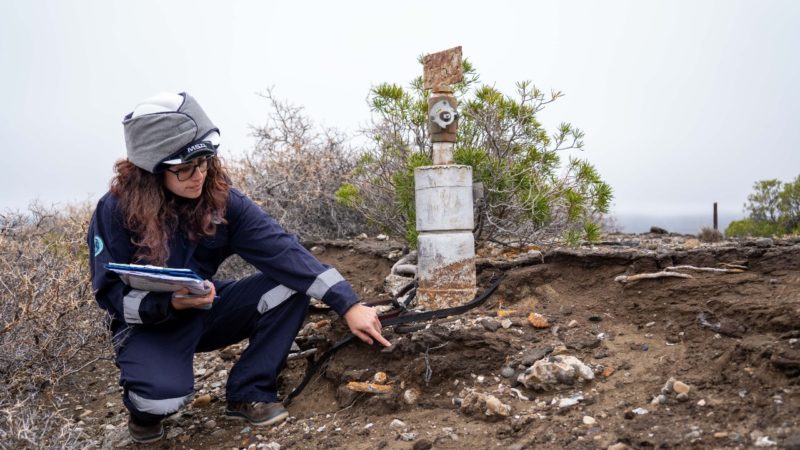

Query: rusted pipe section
left=414, top=46, right=477, bottom=310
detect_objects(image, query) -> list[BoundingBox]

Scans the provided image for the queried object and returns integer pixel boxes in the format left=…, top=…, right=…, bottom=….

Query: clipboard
left=105, top=263, right=211, bottom=295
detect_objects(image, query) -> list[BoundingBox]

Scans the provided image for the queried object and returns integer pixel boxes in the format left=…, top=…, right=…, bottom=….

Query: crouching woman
left=87, top=92, right=389, bottom=443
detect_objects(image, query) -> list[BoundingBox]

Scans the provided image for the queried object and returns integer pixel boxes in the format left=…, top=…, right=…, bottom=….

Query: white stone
left=754, top=436, right=777, bottom=447
left=390, top=419, right=407, bottom=429
left=400, top=432, right=417, bottom=441
left=583, top=416, right=596, bottom=425
left=403, top=388, right=421, bottom=405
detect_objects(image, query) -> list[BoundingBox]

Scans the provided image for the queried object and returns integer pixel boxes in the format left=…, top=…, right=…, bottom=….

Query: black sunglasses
left=165, top=156, right=212, bottom=181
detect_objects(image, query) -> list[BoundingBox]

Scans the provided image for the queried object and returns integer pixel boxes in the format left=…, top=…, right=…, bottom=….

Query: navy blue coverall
left=87, top=188, right=359, bottom=425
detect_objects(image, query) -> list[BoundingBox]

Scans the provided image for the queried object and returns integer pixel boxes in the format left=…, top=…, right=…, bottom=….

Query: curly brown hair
left=110, top=156, right=230, bottom=265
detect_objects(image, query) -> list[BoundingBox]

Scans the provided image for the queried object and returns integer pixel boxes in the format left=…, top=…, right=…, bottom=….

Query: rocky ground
left=59, top=233, right=800, bottom=449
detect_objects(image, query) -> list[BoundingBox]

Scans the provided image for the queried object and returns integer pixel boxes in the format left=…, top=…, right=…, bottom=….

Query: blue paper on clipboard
left=105, top=263, right=210, bottom=295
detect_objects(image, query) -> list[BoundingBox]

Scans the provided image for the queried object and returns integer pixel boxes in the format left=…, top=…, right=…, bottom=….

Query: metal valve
left=430, top=99, right=458, bottom=128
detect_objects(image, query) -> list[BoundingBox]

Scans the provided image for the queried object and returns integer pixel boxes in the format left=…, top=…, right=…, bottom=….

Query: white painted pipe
left=414, top=163, right=476, bottom=308
left=414, top=165, right=474, bottom=231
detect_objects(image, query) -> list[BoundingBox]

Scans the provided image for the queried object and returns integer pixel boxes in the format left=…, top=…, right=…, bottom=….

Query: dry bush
left=227, top=89, right=372, bottom=240
left=0, top=202, right=110, bottom=449
left=698, top=226, right=724, bottom=243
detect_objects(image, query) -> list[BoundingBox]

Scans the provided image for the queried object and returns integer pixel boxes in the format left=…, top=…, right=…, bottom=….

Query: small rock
left=517, top=355, right=594, bottom=390
left=520, top=346, right=554, bottom=366
left=623, top=410, right=635, bottom=420
left=500, top=367, right=515, bottom=378
left=676, top=392, right=689, bottom=402
left=376, top=234, right=388, bottom=241
left=684, top=430, right=702, bottom=441
left=558, top=397, right=580, bottom=409
left=528, top=312, right=550, bottom=328
left=309, top=245, right=325, bottom=255
left=713, top=432, right=729, bottom=439
left=632, top=407, right=648, bottom=415
left=651, top=394, right=667, bottom=405
left=263, top=443, right=281, bottom=450
left=441, top=427, right=458, bottom=441
left=166, top=426, right=184, bottom=440
left=755, top=238, right=773, bottom=248
left=601, top=366, right=615, bottom=377
left=673, top=381, right=690, bottom=395
left=390, top=419, right=407, bottom=429
left=400, top=432, right=417, bottom=441
left=485, top=395, right=512, bottom=416
left=754, top=435, right=777, bottom=447
left=582, top=416, right=596, bottom=425
left=568, top=319, right=579, bottom=328
left=666, top=334, right=681, bottom=344
left=192, top=394, right=212, bottom=408
left=608, top=443, right=631, bottom=450
left=588, top=315, right=603, bottom=322
left=412, top=440, right=433, bottom=450
left=593, top=348, right=610, bottom=359
left=403, top=388, right=421, bottom=405
left=356, top=233, right=368, bottom=240
left=460, top=391, right=511, bottom=419
left=661, top=377, right=675, bottom=394
left=697, top=399, right=706, bottom=407
left=500, top=318, right=513, bottom=329
left=481, top=318, right=500, bottom=332
left=373, top=372, right=388, bottom=384
left=203, top=419, right=217, bottom=429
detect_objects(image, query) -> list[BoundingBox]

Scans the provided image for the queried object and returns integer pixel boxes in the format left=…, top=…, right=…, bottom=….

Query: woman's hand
left=343, top=303, right=392, bottom=347
left=170, top=281, right=216, bottom=310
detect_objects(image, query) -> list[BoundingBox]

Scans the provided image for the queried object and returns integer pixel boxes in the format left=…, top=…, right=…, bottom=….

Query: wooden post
left=713, top=202, right=718, bottom=230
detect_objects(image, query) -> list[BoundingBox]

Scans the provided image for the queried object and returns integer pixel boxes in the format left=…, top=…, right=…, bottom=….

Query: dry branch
left=614, top=271, right=693, bottom=284
left=615, top=263, right=748, bottom=285
left=665, top=265, right=746, bottom=274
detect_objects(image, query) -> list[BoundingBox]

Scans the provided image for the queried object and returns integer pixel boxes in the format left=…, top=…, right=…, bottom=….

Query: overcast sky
left=1, top=0, right=798, bottom=231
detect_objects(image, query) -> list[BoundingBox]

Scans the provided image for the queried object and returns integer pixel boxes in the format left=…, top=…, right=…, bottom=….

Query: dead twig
left=615, top=271, right=693, bottom=284
left=665, top=265, right=746, bottom=274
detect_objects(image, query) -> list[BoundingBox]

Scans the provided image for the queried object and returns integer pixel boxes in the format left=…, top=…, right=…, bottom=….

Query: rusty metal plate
left=423, top=46, right=463, bottom=91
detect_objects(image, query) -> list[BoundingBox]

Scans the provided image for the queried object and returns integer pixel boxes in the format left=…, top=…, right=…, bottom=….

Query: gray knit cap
left=122, top=92, right=220, bottom=173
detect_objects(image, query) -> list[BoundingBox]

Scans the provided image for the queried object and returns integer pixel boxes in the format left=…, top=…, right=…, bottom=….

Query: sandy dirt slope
left=62, top=236, right=800, bottom=449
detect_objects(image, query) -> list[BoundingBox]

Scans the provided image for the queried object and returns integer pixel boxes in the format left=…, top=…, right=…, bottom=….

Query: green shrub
left=340, top=60, right=612, bottom=247
left=725, top=218, right=783, bottom=237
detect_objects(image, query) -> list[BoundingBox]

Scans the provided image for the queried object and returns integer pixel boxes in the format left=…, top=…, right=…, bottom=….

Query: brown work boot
left=127, top=418, right=164, bottom=444
left=225, top=401, right=288, bottom=426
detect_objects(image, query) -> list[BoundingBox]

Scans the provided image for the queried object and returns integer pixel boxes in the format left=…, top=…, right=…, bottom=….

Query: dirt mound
left=60, top=236, right=800, bottom=449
